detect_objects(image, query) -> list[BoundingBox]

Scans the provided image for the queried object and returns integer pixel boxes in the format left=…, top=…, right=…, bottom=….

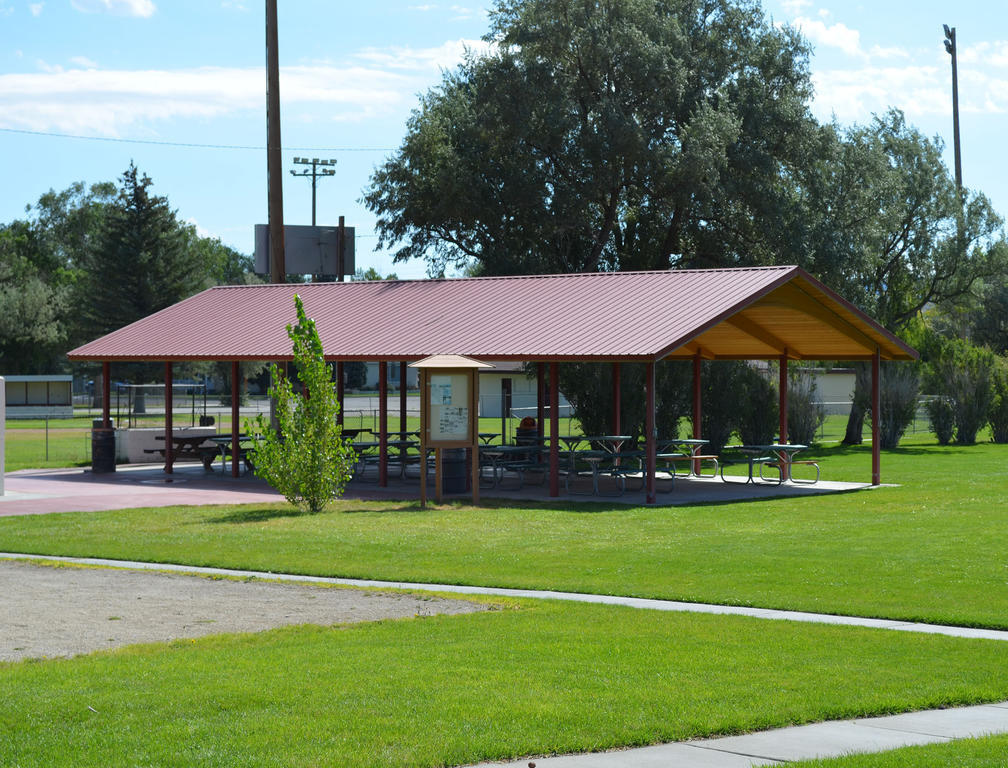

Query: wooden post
left=164, top=362, right=174, bottom=474
left=612, top=361, right=621, bottom=435
left=470, top=369, right=480, bottom=504
left=646, top=360, right=656, bottom=504
left=419, top=371, right=427, bottom=508
left=231, top=361, right=240, bottom=477
left=549, top=362, right=559, bottom=497
left=872, top=349, right=881, bottom=485
left=379, top=361, right=388, bottom=486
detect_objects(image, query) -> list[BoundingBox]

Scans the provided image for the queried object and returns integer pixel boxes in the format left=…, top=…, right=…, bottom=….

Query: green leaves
left=247, top=294, right=356, bottom=514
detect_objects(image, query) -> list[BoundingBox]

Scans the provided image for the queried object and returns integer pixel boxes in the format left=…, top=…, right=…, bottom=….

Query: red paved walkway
left=0, top=463, right=285, bottom=517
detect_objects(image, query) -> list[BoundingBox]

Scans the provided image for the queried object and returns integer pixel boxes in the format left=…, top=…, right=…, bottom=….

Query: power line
left=0, top=126, right=394, bottom=152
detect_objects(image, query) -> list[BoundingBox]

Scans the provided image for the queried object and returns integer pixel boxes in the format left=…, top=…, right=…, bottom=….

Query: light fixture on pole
left=290, top=157, right=337, bottom=226
left=943, top=24, right=962, bottom=191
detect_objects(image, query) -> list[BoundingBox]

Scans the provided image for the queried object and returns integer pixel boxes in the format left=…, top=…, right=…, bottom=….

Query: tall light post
left=943, top=24, right=962, bottom=192
left=290, top=157, right=337, bottom=226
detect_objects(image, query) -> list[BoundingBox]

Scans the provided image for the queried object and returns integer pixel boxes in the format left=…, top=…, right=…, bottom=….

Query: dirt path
left=0, top=560, right=485, bottom=662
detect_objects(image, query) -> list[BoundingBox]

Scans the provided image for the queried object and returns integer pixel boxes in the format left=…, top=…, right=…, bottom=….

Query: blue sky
left=1, top=0, right=1004, bottom=280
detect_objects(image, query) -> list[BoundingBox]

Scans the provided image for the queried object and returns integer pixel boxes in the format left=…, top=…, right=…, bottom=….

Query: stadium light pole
left=943, top=24, right=962, bottom=192
left=290, top=157, right=337, bottom=226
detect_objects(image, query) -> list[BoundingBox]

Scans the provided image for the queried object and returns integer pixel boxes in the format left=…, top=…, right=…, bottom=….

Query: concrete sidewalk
left=471, top=703, right=1008, bottom=766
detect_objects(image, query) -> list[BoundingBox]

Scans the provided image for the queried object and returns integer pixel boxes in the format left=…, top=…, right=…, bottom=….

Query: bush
left=247, top=295, right=356, bottom=514
left=701, top=361, right=751, bottom=452
left=787, top=367, right=825, bottom=445
left=923, top=338, right=997, bottom=444
left=925, top=396, right=955, bottom=445
left=876, top=362, right=920, bottom=449
left=988, top=359, right=1008, bottom=443
left=736, top=365, right=779, bottom=445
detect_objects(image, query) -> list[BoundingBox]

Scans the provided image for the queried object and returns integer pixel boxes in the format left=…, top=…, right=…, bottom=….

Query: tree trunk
left=842, top=362, right=871, bottom=445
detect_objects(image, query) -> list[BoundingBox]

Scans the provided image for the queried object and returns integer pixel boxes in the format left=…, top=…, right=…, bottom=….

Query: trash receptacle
left=515, top=424, right=539, bottom=462
left=441, top=448, right=469, bottom=493
left=91, top=427, right=116, bottom=474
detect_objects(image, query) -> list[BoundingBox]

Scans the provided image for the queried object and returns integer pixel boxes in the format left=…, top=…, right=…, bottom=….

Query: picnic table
left=720, top=444, right=816, bottom=484
left=208, top=434, right=256, bottom=474
left=148, top=434, right=220, bottom=468
left=479, top=444, right=545, bottom=489
left=655, top=438, right=718, bottom=479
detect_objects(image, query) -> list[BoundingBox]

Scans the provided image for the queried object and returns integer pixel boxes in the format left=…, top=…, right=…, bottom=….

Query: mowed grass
left=791, top=734, right=1008, bottom=767
left=1, top=434, right=1005, bottom=628
left=4, top=597, right=1008, bottom=768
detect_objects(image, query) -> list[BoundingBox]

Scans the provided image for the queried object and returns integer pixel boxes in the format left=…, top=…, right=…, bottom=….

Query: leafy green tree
left=366, top=0, right=818, bottom=276
left=247, top=295, right=355, bottom=514
left=796, top=110, right=1007, bottom=444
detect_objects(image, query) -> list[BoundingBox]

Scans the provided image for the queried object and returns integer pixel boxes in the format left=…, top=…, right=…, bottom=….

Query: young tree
left=247, top=295, right=355, bottom=514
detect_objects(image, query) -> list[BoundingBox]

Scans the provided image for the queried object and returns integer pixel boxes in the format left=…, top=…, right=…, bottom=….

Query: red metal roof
left=67, top=266, right=917, bottom=363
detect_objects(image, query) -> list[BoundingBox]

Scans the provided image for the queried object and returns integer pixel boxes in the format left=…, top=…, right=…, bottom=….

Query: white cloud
left=354, top=38, right=492, bottom=71
left=792, top=15, right=863, bottom=58
left=69, top=55, right=99, bottom=68
left=70, top=0, right=155, bottom=17
left=0, top=63, right=420, bottom=135
left=29, top=2, right=43, bottom=16
left=410, top=4, right=438, bottom=10
left=781, top=0, right=811, bottom=13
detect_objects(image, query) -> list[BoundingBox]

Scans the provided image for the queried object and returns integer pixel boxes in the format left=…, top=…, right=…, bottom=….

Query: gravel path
left=0, top=560, right=485, bottom=662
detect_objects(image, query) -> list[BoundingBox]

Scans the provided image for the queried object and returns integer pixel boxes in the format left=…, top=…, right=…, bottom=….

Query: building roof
left=67, top=266, right=917, bottom=363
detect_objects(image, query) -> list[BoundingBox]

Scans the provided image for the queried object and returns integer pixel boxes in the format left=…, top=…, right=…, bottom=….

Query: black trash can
left=515, top=427, right=540, bottom=462
left=91, top=427, right=116, bottom=474
left=441, top=448, right=469, bottom=494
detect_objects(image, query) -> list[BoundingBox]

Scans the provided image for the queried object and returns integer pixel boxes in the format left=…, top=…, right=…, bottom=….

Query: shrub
left=923, top=338, right=997, bottom=445
left=925, top=396, right=955, bottom=445
left=247, top=295, right=356, bottom=514
left=787, top=367, right=825, bottom=445
left=876, top=362, right=920, bottom=449
left=988, top=359, right=1008, bottom=443
left=736, top=365, right=779, bottom=445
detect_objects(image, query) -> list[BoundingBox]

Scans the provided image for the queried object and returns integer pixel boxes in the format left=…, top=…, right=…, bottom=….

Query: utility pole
left=943, top=24, right=962, bottom=191
left=266, top=0, right=285, bottom=283
left=289, top=157, right=336, bottom=226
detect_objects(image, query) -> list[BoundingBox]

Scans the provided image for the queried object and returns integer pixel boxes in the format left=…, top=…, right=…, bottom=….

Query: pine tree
left=80, top=163, right=201, bottom=339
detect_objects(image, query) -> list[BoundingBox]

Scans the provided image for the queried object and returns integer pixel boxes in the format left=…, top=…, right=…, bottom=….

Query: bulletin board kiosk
left=410, top=354, right=491, bottom=506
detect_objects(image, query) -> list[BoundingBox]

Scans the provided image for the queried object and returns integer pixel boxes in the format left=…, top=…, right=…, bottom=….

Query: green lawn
left=3, top=430, right=1006, bottom=766
left=1, top=434, right=1005, bottom=628
left=3, top=584, right=1007, bottom=768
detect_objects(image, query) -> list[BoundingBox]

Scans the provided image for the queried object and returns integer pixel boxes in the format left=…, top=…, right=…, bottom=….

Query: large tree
left=366, top=0, right=818, bottom=276
left=76, top=163, right=203, bottom=341
left=796, top=110, right=1007, bottom=443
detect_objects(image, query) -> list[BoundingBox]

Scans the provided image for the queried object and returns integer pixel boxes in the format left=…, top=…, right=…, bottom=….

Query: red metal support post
left=537, top=363, right=546, bottom=440
left=646, top=360, right=656, bottom=504
left=399, top=361, right=407, bottom=431
left=231, top=361, right=240, bottom=477
left=872, top=348, right=881, bottom=485
left=164, top=362, right=173, bottom=474
left=612, top=362, right=621, bottom=435
left=549, top=362, right=559, bottom=497
left=692, top=354, right=702, bottom=475
left=378, top=361, right=388, bottom=487
left=336, top=361, right=344, bottom=427
left=779, top=354, right=788, bottom=444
